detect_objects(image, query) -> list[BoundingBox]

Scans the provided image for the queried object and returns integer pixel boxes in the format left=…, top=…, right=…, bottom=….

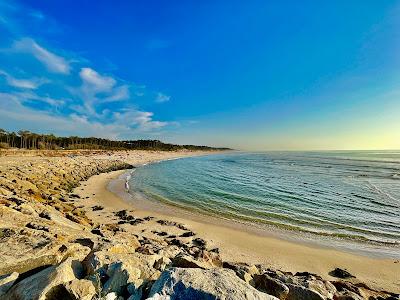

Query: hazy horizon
left=1, top=1, right=399, bottom=151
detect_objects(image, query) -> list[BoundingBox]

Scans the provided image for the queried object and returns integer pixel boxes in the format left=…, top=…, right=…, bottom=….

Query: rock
left=210, top=247, right=220, bottom=254
left=193, top=250, right=223, bottom=268
left=0, top=239, right=90, bottom=277
left=171, top=254, right=211, bottom=269
left=247, top=265, right=260, bottom=276
left=252, top=273, right=289, bottom=299
left=334, top=290, right=364, bottom=300
left=38, top=211, right=51, bottom=220
left=83, top=250, right=161, bottom=292
left=64, top=243, right=93, bottom=261
left=149, top=267, right=279, bottom=299
left=92, top=205, right=104, bottom=211
left=4, top=258, right=83, bottom=300
left=169, top=238, right=186, bottom=247
left=155, top=231, right=168, bottom=236
left=82, top=251, right=105, bottom=275
left=25, top=222, right=49, bottom=232
left=307, top=279, right=336, bottom=299
left=105, top=292, right=118, bottom=300
left=329, top=268, right=355, bottom=279
left=91, top=228, right=104, bottom=237
left=108, top=244, right=132, bottom=255
left=156, top=219, right=175, bottom=226
left=136, top=245, right=156, bottom=255
left=289, top=272, right=337, bottom=299
left=16, top=204, right=37, bottom=216
left=0, top=228, right=15, bottom=240
left=262, top=269, right=290, bottom=284
left=286, top=283, right=325, bottom=300
left=153, top=256, right=171, bottom=271
left=223, top=262, right=259, bottom=283
left=0, top=187, right=12, bottom=197
left=69, top=194, right=81, bottom=199
left=158, top=245, right=182, bottom=259
left=127, top=294, right=142, bottom=300
left=64, top=279, right=96, bottom=300
left=127, top=282, right=145, bottom=300
left=73, top=238, right=96, bottom=250
left=115, top=210, right=128, bottom=219
left=332, top=281, right=362, bottom=296
left=180, top=231, right=195, bottom=237
left=334, top=291, right=362, bottom=300
left=0, top=272, right=19, bottom=296
left=103, top=261, right=142, bottom=295
left=192, top=237, right=207, bottom=248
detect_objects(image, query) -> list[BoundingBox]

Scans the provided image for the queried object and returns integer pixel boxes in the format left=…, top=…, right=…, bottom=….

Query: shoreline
left=75, top=155, right=400, bottom=293
left=121, top=169, right=399, bottom=260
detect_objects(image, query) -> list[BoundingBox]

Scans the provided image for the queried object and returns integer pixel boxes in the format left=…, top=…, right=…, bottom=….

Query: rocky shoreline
left=0, top=151, right=398, bottom=300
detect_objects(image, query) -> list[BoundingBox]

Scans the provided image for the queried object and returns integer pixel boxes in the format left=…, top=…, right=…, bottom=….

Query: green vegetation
left=0, top=129, right=231, bottom=151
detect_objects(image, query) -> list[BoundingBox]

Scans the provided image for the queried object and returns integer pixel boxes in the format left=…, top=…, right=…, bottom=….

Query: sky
left=0, top=0, right=399, bottom=150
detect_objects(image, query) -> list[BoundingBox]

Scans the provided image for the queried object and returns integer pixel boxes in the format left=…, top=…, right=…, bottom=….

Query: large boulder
left=0, top=272, right=19, bottom=296
left=148, top=267, right=279, bottom=300
left=193, top=250, right=223, bottom=268
left=287, top=272, right=336, bottom=299
left=82, top=250, right=161, bottom=281
left=252, top=273, right=289, bottom=299
left=223, top=262, right=259, bottom=284
left=103, top=261, right=142, bottom=295
left=286, top=283, right=325, bottom=300
left=0, top=239, right=91, bottom=277
left=154, top=257, right=171, bottom=271
left=2, top=258, right=83, bottom=300
left=64, top=279, right=96, bottom=300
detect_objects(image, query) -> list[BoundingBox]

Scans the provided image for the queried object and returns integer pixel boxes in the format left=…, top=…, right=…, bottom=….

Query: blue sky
left=0, top=1, right=399, bottom=150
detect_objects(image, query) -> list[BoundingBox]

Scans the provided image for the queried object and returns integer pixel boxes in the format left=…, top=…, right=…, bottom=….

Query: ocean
left=128, top=151, right=400, bottom=258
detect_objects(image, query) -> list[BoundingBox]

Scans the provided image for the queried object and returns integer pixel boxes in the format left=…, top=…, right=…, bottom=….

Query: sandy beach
left=73, top=152, right=400, bottom=293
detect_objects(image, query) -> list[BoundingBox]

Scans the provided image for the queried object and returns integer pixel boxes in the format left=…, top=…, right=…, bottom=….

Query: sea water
left=129, top=151, right=400, bottom=258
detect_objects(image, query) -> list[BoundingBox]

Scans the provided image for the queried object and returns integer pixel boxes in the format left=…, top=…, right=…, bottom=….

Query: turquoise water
left=129, top=151, right=400, bottom=257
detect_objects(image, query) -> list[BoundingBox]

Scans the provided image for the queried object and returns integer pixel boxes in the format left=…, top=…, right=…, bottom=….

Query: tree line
left=0, top=129, right=231, bottom=151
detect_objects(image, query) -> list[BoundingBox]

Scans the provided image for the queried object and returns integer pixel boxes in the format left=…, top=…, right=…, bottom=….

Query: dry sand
left=74, top=152, right=400, bottom=293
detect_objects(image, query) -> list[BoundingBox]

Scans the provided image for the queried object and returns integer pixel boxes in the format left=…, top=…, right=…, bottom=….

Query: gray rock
left=148, top=267, right=279, bottom=300
left=0, top=272, right=19, bottom=296
left=127, top=282, right=144, bottom=300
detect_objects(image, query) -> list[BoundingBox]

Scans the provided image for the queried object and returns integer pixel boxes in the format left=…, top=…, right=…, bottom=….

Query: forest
left=0, top=129, right=230, bottom=151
